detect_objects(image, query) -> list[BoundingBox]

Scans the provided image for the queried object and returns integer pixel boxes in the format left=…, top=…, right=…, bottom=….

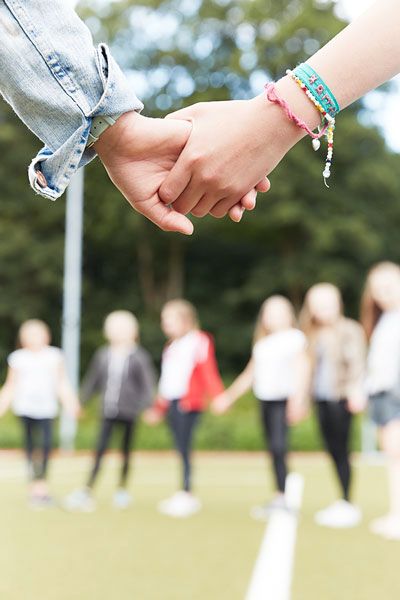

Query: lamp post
left=60, top=168, right=84, bottom=450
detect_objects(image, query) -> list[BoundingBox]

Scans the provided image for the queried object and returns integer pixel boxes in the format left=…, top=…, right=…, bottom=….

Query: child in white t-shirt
left=212, top=296, right=307, bottom=520
left=0, top=320, right=80, bottom=507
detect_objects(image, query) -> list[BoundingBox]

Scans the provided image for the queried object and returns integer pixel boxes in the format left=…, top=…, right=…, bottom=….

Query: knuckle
left=188, top=152, right=204, bottom=167
left=201, top=170, right=220, bottom=187
left=160, top=186, right=175, bottom=205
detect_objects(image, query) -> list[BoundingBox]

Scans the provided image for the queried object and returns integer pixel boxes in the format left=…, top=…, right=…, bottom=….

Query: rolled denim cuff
left=28, top=44, right=143, bottom=201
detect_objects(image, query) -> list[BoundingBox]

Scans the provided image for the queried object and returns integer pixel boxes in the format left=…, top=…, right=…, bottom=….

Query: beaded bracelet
left=265, top=81, right=335, bottom=187
left=294, top=63, right=340, bottom=118
left=286, top=68, right=338, bottom=186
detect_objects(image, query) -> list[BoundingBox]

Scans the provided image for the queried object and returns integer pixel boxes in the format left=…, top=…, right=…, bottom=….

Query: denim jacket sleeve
left=0, top=0, right=143, bottom=200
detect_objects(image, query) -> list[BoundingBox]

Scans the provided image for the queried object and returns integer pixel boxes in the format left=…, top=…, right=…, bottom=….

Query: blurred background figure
left=0, top=319, right=80, bottom=508
left=363, top=262, right=400, bottom=540
left=64, top=310, right=155, bottom=512
left=144, top=299, right=223, bottom=518
left=212, top=296, right=307, bottom=520
left=300, top=284, right=367, bottom=528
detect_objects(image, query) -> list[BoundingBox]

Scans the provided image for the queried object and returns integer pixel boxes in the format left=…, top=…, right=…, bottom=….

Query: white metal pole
left=60, top=168, right=84, bottom=451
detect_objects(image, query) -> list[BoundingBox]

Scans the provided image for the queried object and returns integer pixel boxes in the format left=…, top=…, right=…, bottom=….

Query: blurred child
left=212, top=296, right=308, bottom=520
left=362, top=262, right=400, bottom=540
left=65, top=310, right=155, bottom=511
left=300, top=283, right=366, bottom=528
left=144, top=299, right=224, bottom=518
left=0, top=319, right=80, bottom=507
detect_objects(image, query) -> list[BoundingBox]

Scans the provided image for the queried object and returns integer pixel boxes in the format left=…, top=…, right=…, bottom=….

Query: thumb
left=134, top=194, right=194, bottom=235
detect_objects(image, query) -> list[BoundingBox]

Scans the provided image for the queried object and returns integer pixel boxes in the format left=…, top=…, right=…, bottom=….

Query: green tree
left=0, top=0, right=399, bottom=379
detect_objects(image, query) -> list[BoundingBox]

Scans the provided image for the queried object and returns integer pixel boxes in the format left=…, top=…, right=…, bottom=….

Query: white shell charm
left=312, top=138, right=321, bottom=151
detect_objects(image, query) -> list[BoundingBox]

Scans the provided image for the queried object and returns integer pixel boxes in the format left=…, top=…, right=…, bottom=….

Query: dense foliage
left=0, top=1, right=399, bottom=450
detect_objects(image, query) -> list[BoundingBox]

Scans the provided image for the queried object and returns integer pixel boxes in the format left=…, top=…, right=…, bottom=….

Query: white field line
left=245, top=473, right=304, bottom=600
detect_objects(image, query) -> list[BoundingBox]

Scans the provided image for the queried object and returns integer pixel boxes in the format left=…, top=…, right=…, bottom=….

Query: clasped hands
left=94, top=93, right=298, bottom=234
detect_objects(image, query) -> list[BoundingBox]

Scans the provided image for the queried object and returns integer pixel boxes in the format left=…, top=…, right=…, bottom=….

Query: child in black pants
left=65, top=311, right=155, bottom=511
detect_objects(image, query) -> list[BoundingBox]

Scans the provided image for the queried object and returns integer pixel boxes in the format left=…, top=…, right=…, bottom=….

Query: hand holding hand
left=347, top=393, right=367, bottom=415
left=68, top=402, right=82, bottom=420
left=95, top=111, right=258, bottom=233
left=159, top=94, right=299, bottom=218
left=286, top=395, right=308, bottom=425
left=211, top=393, right=233, bottom=415
left=142, top=407, right=163, bottom=426
left=95, top=112, right=195, bottom=234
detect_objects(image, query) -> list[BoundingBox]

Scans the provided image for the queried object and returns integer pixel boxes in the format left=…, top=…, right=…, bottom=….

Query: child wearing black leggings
left=0, top=320, right=79, bottom=507
left=213, top=295, right=307, bottom=521
left=144, top=299, right=224, bottom=519
left=300, top=283, right=367, bottom=528
left=64, top=311, right=155, bottom=512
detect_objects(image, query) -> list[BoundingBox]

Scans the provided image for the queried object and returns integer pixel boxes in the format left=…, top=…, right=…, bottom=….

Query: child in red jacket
left=145, top=299, right=223, bottom=518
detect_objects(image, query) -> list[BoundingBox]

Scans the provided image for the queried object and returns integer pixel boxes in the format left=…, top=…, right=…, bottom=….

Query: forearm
left=225, top=364, right=253, bottom=404
left=58, top=380, right=80, bottom=412
left=0, top=0, right=142, bottom=199
left=308, top=0, right=400, bottom=110
left=292, top=353, right=312, bottom=403
left=274, top=0, right=400, bottom=131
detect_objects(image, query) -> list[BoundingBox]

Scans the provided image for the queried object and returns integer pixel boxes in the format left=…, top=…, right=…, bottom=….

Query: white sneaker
left=158, top=491, right=202, bottom=518
left=63, top=489, right=96, bottom=513
left=314, top=500, right=361, bottom=528
left=113, top=489, right=133, bottom=510
left=370, top=515, right=400, bottom=540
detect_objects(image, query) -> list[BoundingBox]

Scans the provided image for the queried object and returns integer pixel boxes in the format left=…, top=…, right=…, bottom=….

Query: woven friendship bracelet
left=285, top=67, right=338, bottom=186
left=294, top=63, right=340, bottom=118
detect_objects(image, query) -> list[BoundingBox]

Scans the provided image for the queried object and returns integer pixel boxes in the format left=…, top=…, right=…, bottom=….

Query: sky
left=67, top=0, right=399, bottom=151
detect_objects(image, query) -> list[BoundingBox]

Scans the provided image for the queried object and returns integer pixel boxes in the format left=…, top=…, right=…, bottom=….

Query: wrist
left=253, top=75, right=322, bottom=154
left=94, top=110, right=141, bottom=162
left=275, top=75, right=322, bottom=132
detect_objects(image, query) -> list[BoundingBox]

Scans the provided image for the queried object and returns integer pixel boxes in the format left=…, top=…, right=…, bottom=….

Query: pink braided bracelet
left=265, top=82, right=328, bottom=139
left=265, top=82, right=335, bottom=187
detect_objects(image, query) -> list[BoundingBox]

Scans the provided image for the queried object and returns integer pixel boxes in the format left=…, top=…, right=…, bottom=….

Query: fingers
left=228, top=189, right=257, bottom=223
left=192, top=187, right=257, bottom=221
left=191, top=192, right=233, bottom=219
left=134, top=194, right=194, bottom=235
left=171, top=177, right=205, bottom=215
left=256, top=177, right=271, bottom=193
left=158, top=151, right=193, bottom=206
left=211, top=193, right=253, bottom=220
left=240, top=189, right=258, bottom=211
left=228, top=204, right=245, bottom=223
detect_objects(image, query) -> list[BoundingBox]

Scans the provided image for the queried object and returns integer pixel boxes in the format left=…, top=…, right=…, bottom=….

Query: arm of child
left=0, top=368, right=16, bottom=418
left=161, top=0, right=400, bottom=217
left=142, top=406, right=163, bottom=425
left=211, top=359, right=254, bottom=415
left=80, top=350, right=104, bottom=405
left=345, top=325, right=368, bottom=415
left=57, top=360, right=81, bottom=418
left=142, top=396, right=167, bottom=425
left=135, top=350, right=158, bottom=413
left=287, top=351, right=312, bottom=425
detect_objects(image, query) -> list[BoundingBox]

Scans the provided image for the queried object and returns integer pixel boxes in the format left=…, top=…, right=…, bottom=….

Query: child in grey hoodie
left=65, top=311, right=155, bottom=511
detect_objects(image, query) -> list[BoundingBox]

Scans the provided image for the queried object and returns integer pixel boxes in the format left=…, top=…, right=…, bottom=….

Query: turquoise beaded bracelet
left=293, top=63, right=340, bottom=118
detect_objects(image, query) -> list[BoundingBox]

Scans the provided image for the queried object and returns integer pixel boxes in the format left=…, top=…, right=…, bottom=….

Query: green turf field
left=0, top=452, right=398, bottom=600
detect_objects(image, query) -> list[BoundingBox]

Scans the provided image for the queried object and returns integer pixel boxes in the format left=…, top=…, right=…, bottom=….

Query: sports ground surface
left=0, top=451, right=398, bottom=600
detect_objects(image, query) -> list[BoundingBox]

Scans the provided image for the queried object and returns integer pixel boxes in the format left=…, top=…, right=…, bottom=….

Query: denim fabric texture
left=0, top=0, right=143, bottom=200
